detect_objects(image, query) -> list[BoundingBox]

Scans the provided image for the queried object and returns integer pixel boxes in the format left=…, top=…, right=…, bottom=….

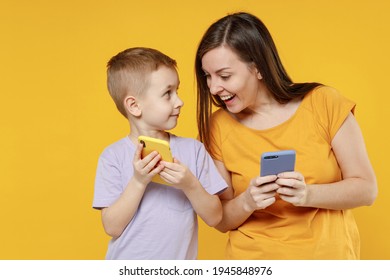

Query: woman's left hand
left=275, top=172, right=307, bottom=206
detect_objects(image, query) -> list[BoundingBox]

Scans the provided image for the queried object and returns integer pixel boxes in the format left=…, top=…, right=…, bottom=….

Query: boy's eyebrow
left=160, top=81, right=180, bottom=91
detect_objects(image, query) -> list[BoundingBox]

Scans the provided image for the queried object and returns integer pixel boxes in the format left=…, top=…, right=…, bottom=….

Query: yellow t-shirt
left=209, top=86, right=359, bottom=259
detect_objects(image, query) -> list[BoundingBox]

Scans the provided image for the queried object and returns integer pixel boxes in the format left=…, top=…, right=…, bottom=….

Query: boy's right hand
left=132, top=143, right=164, bottom=186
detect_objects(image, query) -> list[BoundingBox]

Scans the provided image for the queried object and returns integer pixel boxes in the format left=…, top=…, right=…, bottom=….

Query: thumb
left=133, top=143, right=144, bottom=161
left=173, top=157, right=180, bottom=164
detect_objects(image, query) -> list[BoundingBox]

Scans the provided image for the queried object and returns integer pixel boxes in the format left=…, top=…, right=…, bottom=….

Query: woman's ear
left=256, top=69, right=262, bottom=80
left=124, top=95, right=142, bottom=117
left=251, top=63, right=262, bottom=80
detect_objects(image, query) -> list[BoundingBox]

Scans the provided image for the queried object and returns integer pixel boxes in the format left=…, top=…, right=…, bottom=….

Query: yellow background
left=1, top=0, right=389, bottom=259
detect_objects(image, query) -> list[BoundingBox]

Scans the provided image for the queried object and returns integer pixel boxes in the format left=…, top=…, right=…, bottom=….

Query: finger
left=143, top=150, right=160, bottom=162
left=159, top=169, right=175, bottom=184
left=251, top=195, right=276, bottom=210
left=143, top=153, right=162, bottom=172
left=277, top=171, right=304, bottom=181
left=256, top=182, right=280, bottom=193
left=251, top=175, right=277, bottom=186
left=150, top=162, right=165, bottom=176
left=277, top=186, right=295, bottom=196
left=133, top=143, right=144, bottom=162
left=248, top=184, right=278, bottom=201
left=160, top=160, right=182, bottom=172
left=275, top=178, right=295, bottom=188
left=158, top=166, right=175, bottom=178
left=260, top=196, right=276, bottom=208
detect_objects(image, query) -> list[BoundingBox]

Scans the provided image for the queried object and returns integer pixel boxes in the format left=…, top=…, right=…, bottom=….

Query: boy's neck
left=128, top=130, right=170, bottom=144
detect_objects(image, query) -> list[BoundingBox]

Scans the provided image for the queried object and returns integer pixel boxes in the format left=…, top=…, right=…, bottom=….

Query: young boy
left=93, top=47, right=227, bottom=260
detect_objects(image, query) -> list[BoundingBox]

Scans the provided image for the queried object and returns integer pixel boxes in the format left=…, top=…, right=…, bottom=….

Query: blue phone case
left=260, top=150, right=296, bottom=176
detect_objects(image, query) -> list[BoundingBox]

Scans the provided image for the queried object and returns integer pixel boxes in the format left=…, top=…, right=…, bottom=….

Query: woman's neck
left=233, top=98, right=302, bottom=130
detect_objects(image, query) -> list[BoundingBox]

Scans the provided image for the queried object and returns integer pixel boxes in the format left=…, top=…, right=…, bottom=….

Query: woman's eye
left=221, top=75, right=230, bottom=80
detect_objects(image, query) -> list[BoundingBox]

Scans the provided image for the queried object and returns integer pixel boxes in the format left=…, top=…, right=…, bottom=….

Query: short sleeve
left=209, top=110, right=224, bottom=161
left=311, top=86, right=356, bottom=141
left=195, top=141, right=227, bottom=195
left=92, top=148, right=123, bottom=209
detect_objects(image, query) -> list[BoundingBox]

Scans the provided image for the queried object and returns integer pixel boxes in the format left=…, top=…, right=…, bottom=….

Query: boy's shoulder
left=170, top=134, right=203, bottom=148
left=99, top=136, right=132, bottom=157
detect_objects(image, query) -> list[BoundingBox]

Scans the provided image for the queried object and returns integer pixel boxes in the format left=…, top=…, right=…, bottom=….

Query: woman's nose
left=208, top=79, right=223, bottom=95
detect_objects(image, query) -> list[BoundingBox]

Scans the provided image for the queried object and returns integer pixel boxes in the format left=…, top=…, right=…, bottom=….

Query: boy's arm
left=159, top=159, right=223, bottom=227
left=101, top=177, right=147, bottom=238
left=101, top=143, right=165, bottom=238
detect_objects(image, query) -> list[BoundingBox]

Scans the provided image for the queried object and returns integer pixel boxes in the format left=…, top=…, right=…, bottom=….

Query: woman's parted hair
left=195, top=12, right=321, bottom=152
left=107, top=47, right=177, bottom=118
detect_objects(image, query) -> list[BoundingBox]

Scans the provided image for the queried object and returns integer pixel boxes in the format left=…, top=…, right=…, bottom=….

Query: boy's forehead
left=149, top=66, right=179, bottom=85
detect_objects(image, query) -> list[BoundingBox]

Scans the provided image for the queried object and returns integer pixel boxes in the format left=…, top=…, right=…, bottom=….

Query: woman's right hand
left=243, top=175, right=279, bottom=213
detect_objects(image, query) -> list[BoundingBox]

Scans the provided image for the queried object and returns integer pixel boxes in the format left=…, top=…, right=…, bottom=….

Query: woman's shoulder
left=210, top=108, right=236, bottom=126
left=302, top=85, right=351, bottom=110
left=301, top=85, right=355, bottom=126
left=305, top=85, right=340, bottom=99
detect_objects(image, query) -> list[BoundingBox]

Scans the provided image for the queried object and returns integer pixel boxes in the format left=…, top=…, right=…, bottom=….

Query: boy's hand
left=132, top=143, right=165, bottom=186
left=159, top=158, right=196, bottom=189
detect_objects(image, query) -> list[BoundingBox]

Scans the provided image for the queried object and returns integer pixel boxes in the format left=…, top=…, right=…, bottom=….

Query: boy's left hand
left=159, top=158, right=196, bottom=189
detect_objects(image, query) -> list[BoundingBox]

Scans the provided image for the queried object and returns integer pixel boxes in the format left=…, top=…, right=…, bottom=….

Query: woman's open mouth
left=219, top=94, right=235, bottom=102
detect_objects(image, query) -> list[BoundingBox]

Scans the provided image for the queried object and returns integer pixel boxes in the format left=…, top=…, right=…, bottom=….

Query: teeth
left=220, top=94, right=235, bottom=101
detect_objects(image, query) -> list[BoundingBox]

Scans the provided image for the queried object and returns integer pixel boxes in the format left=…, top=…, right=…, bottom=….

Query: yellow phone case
left=138, top=135, right=173, bottom=185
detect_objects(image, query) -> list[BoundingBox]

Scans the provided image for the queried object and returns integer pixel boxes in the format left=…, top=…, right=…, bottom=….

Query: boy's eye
left=163, top=91, right=172, bottom=99
left=164, top=88, right=179, bottom=96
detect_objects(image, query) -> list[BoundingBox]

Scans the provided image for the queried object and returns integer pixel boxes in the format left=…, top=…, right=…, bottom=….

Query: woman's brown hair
left=195, top=12, right=322, bottom=153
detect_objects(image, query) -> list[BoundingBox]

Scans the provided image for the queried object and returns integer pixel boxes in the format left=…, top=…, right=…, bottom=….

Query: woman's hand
left=243, top=175, right=279, bottom=212
left=275, top=171, right=307, bottom=206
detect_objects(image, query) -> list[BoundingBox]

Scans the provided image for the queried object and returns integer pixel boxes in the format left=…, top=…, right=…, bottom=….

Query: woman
left=195, top=12, right=377, bottom=259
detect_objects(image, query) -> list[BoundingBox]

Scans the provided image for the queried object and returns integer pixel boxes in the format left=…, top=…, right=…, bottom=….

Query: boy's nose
left=175, top=96, right=184, bottom=108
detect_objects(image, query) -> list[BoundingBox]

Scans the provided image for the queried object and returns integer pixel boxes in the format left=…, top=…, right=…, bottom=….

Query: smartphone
left=260, top=150, right=296, bottom=176
left=138, top=135, right=173, bottom=185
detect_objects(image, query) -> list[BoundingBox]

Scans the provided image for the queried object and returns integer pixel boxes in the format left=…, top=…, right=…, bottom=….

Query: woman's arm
left=276, top=113, right=377, bottom=209
left=213, top=160, right=279, bottom=233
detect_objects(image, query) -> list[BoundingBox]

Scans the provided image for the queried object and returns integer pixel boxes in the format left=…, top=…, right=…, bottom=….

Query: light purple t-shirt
left=93, top=134, right=227, bottom=260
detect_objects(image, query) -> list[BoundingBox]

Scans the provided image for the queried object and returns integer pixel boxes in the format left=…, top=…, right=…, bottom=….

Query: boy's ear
left=124, top=95, right=142, bottom=117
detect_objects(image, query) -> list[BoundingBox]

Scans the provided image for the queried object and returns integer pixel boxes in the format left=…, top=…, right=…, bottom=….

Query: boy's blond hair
left=107, top=47, right=177, bottom=118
